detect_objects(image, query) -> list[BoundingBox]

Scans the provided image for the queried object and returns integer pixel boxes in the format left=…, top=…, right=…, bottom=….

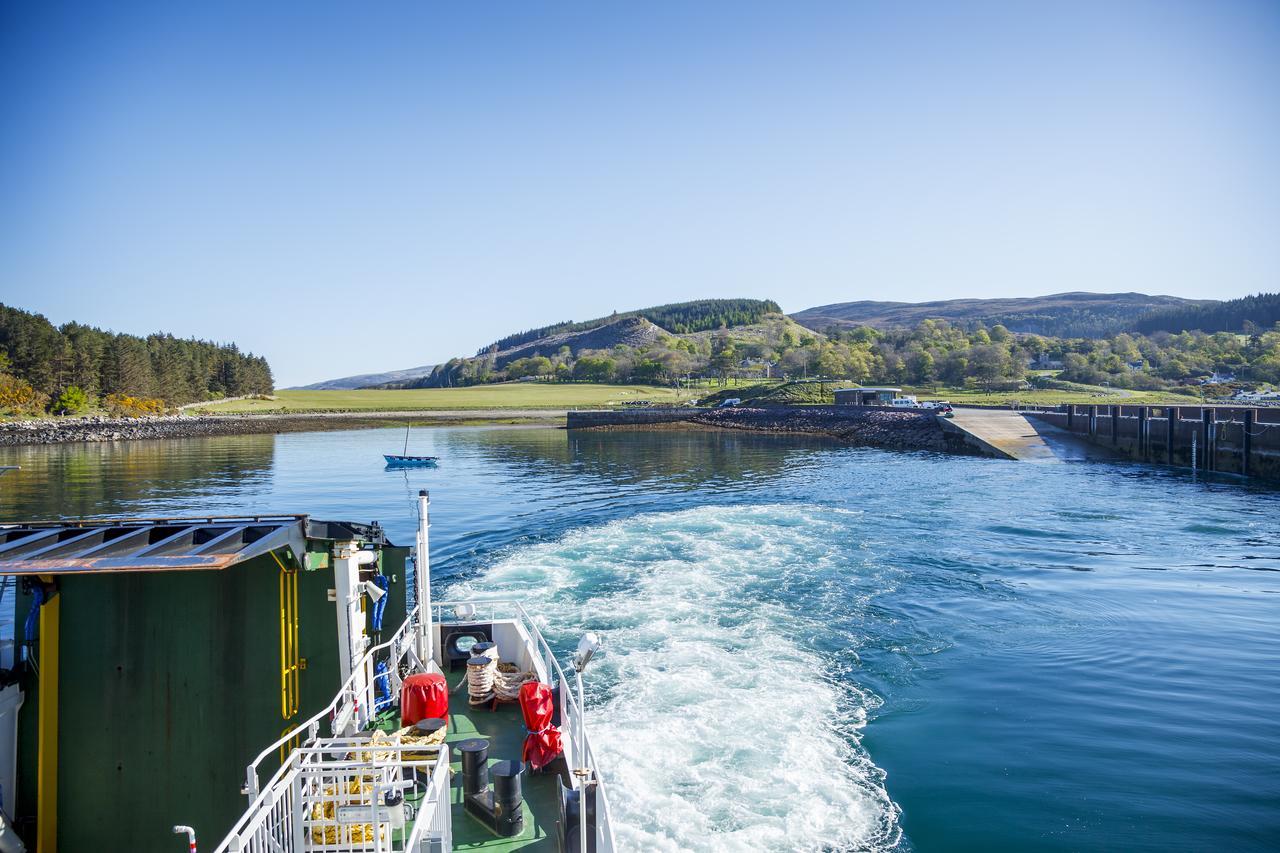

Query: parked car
left=717, top=398, right=742, bottom=408
left=920, top=400, right=955, bottom=416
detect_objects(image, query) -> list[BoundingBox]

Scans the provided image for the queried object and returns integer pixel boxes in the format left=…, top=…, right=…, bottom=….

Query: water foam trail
left=446, top=504, right=902, bottom=852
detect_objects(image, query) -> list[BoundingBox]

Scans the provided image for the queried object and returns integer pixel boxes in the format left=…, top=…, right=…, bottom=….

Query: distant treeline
left=1131, top=293, right=1280, bottom=336
left=481, top=298, right=782, bottom=353
left=0, top=303, right=273, bottom=415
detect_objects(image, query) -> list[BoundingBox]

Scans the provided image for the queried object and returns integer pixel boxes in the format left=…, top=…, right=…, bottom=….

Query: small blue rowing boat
left=384, top=454, right=438, bottom=468
left=384, top=423, right=438, bottom=468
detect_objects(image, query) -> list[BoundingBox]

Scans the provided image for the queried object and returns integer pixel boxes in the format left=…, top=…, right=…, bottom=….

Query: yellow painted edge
left=36, top=577, right=59, bottom=853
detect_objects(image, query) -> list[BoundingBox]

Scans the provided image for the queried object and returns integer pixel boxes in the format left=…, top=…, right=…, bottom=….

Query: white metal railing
left=433, top=598, right=615, bottom=849
left=216, top=596, right=614, bottom=852
left=240, top=604, right=426, bottom=803
left=217, top=738, right=450, bottom=853
left=403, top=744, right=451, bottom=853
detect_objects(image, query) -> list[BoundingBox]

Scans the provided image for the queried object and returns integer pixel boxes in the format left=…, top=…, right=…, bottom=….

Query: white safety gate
left=221, top=739, right=450, bottom=853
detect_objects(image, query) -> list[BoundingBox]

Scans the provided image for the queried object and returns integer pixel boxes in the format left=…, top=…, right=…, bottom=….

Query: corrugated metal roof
left=0, top=514, right=337, bottom=576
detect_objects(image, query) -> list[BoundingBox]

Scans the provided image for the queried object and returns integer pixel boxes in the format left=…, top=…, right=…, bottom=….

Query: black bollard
left=458, top=738, right=490, bottom=796
left=490, top=759, right=525, bottom=837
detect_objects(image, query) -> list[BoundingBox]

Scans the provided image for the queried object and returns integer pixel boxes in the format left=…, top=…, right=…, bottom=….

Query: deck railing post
left=1168, top=407, right=1179, bottom=465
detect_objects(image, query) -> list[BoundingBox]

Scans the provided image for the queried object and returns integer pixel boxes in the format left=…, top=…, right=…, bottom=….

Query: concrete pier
left=942, top=408, right=1122, bottom=462
left=1024, top=403, right=1280, bottom=480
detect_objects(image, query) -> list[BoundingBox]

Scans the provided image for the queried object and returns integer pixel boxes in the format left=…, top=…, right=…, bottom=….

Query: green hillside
left=482, top=298, right=782, bottom=353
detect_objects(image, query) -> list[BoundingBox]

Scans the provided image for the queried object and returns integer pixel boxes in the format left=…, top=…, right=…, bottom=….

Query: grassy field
left=187, top=378, right=1209, bottom=416
left=190, top=383, right=698, bottom=413
left=900, top=386, right=1204, bottom=406
left=699, top=379, right=1206, bottom=408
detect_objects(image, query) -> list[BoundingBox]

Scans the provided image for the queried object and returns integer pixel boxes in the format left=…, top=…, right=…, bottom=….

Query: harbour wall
left=0, top=414, right=278, bottom=445
left=0, top=410, right=564, bottom=446
left=566, top=408, right=698, bottom=429
left=1021, top=404, right=1280, bottom=480
left=567, top=406, right=978, bottom=455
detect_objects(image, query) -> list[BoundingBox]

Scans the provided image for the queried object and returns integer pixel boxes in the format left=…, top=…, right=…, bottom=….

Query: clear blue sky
left=2, top=1, right=1277, bottom=386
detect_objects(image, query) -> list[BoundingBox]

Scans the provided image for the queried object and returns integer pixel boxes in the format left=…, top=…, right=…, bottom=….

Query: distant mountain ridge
left=293, top=364, right=437, bottom=390
left=790, top=291, right=1210, bottom=338
left=296, top=292, right=1252, bottom=391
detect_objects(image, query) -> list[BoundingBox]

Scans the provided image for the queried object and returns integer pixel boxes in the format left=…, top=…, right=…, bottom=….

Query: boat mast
left=403, top=422, right=411, bottom=456
left=416, top=490, right=433, bottom=664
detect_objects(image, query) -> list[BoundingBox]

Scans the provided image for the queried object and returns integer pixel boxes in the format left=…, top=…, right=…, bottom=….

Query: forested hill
left=1131, top=293, right=1280, bottom=335
left=0, top=303, right=273, bottom=415
left=481, top=298, right=782, bottom=353
left=791, top=292, right=1207, bottom=338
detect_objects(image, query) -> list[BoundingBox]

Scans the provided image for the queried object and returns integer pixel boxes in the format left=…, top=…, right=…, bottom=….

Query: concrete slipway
left=943, top=407, right=1121, bottom=462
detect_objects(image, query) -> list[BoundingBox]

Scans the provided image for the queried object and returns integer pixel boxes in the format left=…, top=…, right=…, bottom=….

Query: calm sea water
left=2, top=426, right=1278, bottom=851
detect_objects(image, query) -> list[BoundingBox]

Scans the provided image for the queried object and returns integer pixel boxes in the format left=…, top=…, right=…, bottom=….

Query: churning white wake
left=446, top=504, right=901, bottom=852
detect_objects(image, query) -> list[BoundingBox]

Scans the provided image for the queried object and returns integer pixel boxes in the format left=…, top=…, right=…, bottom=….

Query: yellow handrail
left=272, top=550, right=300, bottom=720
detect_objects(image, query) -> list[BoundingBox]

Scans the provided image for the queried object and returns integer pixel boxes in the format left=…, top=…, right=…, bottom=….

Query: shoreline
left=0, top=410, right=565, bottom=447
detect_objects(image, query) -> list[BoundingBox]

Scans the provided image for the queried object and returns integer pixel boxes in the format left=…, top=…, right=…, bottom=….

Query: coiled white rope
left=467, top=647, right=536, bottom=705
left=467, top=657, right=496, bottom=705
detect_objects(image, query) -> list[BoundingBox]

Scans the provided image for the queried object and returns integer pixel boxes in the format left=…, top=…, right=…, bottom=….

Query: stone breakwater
left=0, top=410, right=565, bottom=446
left=0, top=414, right=293, bottom=446
left=567, top=406, right=979, bottom=455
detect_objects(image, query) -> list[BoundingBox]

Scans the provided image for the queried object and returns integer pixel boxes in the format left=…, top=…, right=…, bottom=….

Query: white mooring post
left=416, top=490, right=433, bottom=665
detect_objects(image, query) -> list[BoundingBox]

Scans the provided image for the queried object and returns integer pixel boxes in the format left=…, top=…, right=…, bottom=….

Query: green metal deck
left=385, top=673, right=562, bottom=851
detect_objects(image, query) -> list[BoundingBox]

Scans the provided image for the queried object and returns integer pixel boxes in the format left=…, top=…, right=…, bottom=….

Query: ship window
left=452, top=633, right=482, bottom=655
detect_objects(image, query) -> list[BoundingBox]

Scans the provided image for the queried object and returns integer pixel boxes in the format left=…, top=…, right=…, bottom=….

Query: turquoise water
left=2, top=426, right=1278, bottom=851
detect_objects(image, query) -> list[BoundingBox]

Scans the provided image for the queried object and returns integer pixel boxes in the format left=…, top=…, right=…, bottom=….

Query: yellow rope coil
left=308, top=777, right=387, bottom=845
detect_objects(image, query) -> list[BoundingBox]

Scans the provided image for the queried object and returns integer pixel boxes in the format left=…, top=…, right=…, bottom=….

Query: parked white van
left=889, top=395, right=920, bottom=408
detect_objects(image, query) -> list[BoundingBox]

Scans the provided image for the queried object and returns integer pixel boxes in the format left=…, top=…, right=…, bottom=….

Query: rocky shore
left=0, top=410, right=563, bottom=446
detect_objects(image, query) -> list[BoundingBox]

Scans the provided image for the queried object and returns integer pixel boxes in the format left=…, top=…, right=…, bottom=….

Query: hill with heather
left=480, top=298, right=782, bottom=353
left=790, top=292, right=1208, bottom=338
left=385, top=299, right=790, bottom=388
